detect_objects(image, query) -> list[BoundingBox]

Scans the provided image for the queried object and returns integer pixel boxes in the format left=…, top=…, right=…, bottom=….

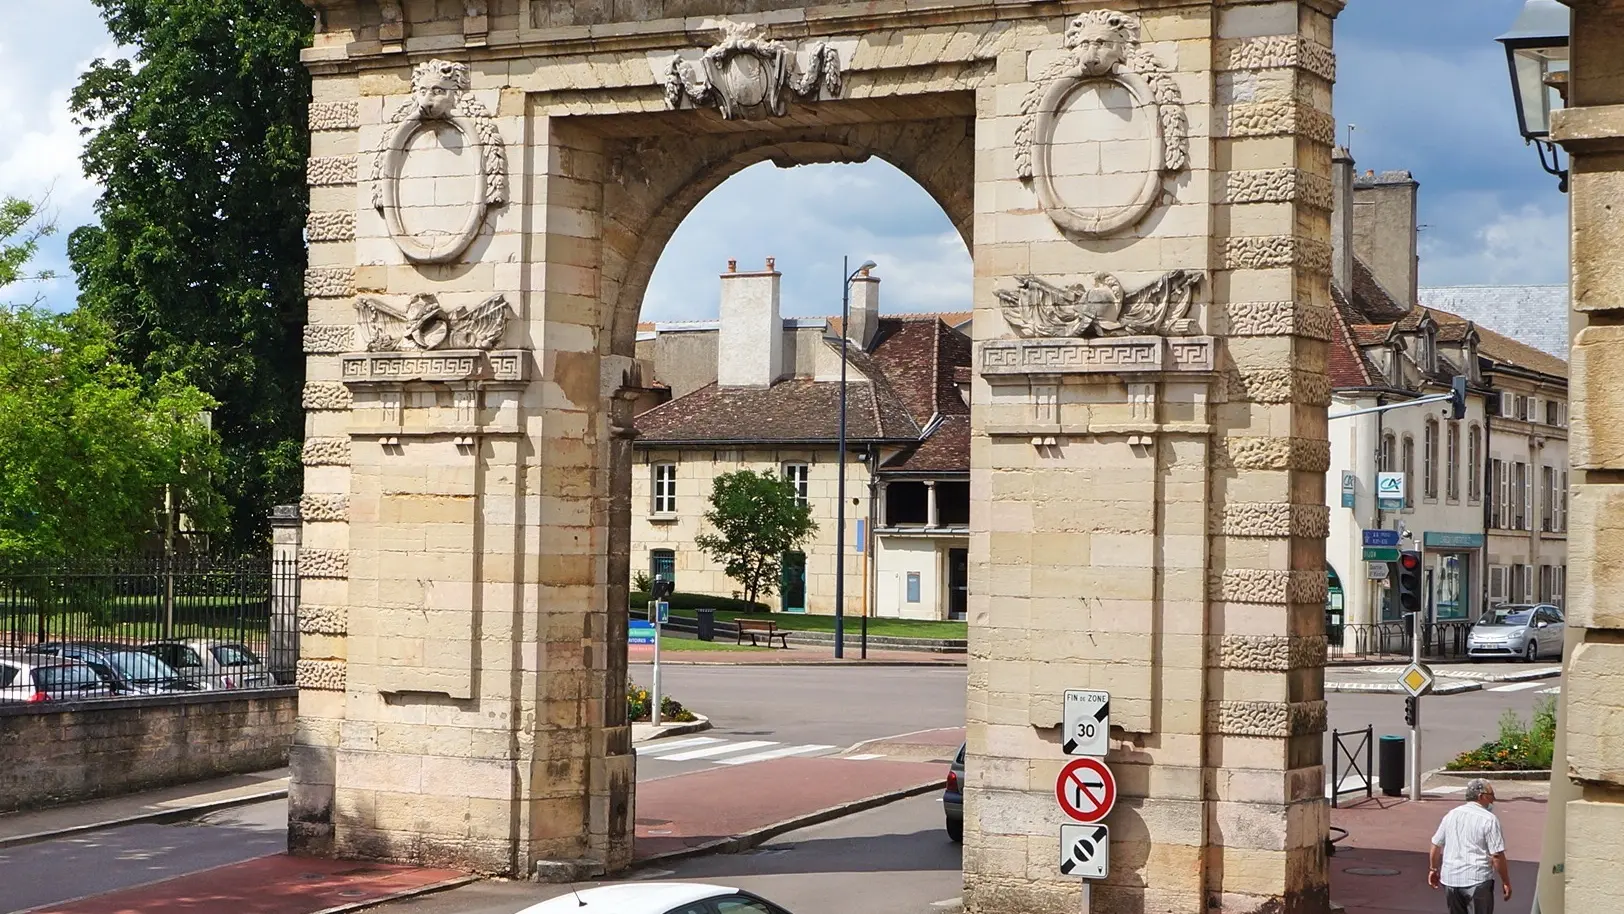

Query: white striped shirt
left=1431, top=802, right=1506, bottom=888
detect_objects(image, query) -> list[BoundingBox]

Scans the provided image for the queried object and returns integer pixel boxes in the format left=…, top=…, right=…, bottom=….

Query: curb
left=1326, top=680, right=1482, bottom=695
left=629, top=780, right=942, bottom=868
left=1427, top=768, right=1552, bottom=782
left=309, top=875, right=481, bottom=914
left=634, top=715, right=713, bottom=743
left=0, top=787, right=290, bottom=851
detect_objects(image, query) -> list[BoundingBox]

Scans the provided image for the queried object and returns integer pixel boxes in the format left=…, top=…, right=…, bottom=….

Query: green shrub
left=1447, top=696, right=1557, bottom=771
left=632, top=571, right=653, bottom=594
left=628, top=591, right=770, bottom=615
left=627, top=683, right=697, bottom=723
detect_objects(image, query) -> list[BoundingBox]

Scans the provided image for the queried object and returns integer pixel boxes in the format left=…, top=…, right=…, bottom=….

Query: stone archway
left=294, top=3, right=1343, bottom=910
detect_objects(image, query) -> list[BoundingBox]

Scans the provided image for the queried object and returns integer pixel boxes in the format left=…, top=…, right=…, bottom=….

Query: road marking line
left=1490, top=681, right=1547, bottom=692
left=1539, top=686, right=1562, bottom=694
left=635, top=737, right=723, bottom=755
left=842, top=753, right=887, bottom=761
left=654, top=740, right=779, bottom=761
left=716, top=744, right=835, bottom=766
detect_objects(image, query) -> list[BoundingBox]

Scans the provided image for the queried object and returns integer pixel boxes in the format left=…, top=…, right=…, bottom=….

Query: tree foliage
left=695, top=470, right=817, bottom=607
left=67, top=0, right=312, bottom=544
left=0, top=306, right=224, bottom=562
left=0, top=197, right=57, bottom=302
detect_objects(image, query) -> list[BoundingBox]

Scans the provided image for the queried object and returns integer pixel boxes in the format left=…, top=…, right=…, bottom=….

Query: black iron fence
left=1329, top=725, right=1374, bottom=808
left=0, top=553, right=297, bottom=697
left=1326, top=619, right=1472, bottom=661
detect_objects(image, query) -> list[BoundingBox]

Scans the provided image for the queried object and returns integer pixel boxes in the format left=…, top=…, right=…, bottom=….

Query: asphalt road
left=368, top=792, right=962, bottom=914
left=0, top=799, right=287, bottom=914
left=631, top=663, right=968, bottom=781
left=1326, top=678, right=1558, bottom=777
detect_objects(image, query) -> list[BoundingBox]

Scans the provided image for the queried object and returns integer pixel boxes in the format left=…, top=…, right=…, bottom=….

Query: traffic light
left=1404, top=695, right=1419, bottom=727
left=1396, top=551, right=1423, bottom=616
left=651, top=576, right=674, bottom=601
left=1449, top=376, right=1468, bottom=420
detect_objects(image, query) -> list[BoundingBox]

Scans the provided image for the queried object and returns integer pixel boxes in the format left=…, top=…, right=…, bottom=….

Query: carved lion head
left=411, top=59, right=471, bottom=119
left=1065, top=10, right=1141, bottom=77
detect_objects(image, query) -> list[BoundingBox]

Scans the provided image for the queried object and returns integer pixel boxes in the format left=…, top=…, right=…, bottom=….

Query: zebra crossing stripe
left=717, top=744, right=836, bottom=766
left=655, top=740, right=778, bottom=761
left=635, top=737, right=723, bottom=755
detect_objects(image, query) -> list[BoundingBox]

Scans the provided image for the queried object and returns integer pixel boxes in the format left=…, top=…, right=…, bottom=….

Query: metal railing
left=0, top=553, right=295, bottom=697
left=1330, top=725, right=1374, bottom=808
left=1326, top=620, right=1473, bottom=661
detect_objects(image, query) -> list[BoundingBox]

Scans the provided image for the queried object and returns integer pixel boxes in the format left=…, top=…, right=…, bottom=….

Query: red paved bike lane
left=25, top=756, right=945, bottom=913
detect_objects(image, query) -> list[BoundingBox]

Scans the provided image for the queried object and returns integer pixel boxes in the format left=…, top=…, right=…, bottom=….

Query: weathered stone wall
left=0, top=690, right=295, bottom=813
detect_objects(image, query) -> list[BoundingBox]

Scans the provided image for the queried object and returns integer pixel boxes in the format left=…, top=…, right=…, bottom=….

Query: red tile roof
left=1328, top=287, right=1374, bottom=388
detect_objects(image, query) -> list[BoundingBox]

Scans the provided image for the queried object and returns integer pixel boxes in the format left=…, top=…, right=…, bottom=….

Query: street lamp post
left=835, top=256, right=877, bottom=660
left=1497, top=0, right=1572, bottom=192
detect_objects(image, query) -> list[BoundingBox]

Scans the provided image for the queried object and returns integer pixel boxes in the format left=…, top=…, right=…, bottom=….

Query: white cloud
left=1419, top=198, right=1568, bottom=287
left=642, top=159, right=971, bottom=322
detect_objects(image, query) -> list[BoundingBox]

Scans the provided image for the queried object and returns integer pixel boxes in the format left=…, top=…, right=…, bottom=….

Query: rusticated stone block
left=1223, top=169, right=1335, bottom=211
left=1216, top=634, right=1328, bottom=671
left=297, top=659, right=347, bottom=691
left=1219, top=503, right=1329, bottom=538
left=306, top=212, right=356, bottom=243
left=300, top=494, right=349, bottom=523
left=302, top=382, right=352, bottom=411
left=1226, top=368, right=1333, bottom=405
left=1221, top=237, right=1334, bottom=275
left=305, top=268, right=355, bottom=299
left=298, top=604, right=347, bottom=634
left=1210, top=700, right=1327, bottom=737
left=1223, top=100, right=1337, bottom=146
left=1571, top=326, right=1624, bottom=470
left=307, top=155, right=358, bottom=186
left=1217, top=36, right=1337, bottom=82
left=301, top=549, right=349, bottom=579
left=1220, top=436, right=1331, bottom=472
left=1565, top=642, right=1624, bottom=786
left=1219, top=301, right=1334, bottom=340
left=304, top=325, right=354, bottom=354
left=310, top=101, right=359, bottom=131
left=302, top=437, right=352, bottom=466
left=1565, top=801, right=1624, bottom=913
left=1217, top=569, right=1327, bottom=604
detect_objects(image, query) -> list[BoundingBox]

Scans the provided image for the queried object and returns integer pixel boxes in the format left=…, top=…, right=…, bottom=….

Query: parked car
left=139, top=640, right=272, bottom=690
left=944, top=742, right=965, bottom=843
left=0, top=650, right=120, bottom=703
left=32, top=642, right=202, bottom=695
left=1467, top=604, right=1566, bottom=662
left=515, top=883, right=794, bottom=913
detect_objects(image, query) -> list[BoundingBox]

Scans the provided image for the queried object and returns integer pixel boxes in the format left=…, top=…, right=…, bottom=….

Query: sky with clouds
left=0, top=0, right=1568, bottom=320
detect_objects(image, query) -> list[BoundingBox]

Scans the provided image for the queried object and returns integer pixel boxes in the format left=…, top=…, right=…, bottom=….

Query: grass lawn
left=653, top=634, right=772, bottom=653
left=665, top=608, right=966, bottom=640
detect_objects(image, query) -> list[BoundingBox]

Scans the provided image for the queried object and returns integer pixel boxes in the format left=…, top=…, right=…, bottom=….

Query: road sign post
left=1063, top=690, right=1110, bottom=757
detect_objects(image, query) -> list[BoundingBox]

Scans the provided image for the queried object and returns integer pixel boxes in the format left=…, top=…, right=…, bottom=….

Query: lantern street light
left=1496, top=0, right=1572, bottom=192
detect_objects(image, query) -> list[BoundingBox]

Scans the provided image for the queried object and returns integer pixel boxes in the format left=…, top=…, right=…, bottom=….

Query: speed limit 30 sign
left=1063, top=690, right=1110, bottom=757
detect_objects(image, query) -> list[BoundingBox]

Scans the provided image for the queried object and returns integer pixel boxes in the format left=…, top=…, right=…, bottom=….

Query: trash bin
left=695, top=608, right=716, bottom=642
left=1379, top=735, right=1406, bottom=797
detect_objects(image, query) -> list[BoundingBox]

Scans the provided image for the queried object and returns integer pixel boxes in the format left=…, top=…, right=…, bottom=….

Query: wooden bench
left=735, top=619, right=790, bottom=649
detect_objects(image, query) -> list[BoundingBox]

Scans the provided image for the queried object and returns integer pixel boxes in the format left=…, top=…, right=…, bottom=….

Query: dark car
left=0, top=650, right=119, bottom=702
left=944, top=742, right=965, bottom=843
left=33, top=642, right=202, bottom=695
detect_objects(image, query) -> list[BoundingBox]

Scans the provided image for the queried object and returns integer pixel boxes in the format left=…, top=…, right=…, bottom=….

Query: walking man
left=1428, top=778, right=1511, bottom=913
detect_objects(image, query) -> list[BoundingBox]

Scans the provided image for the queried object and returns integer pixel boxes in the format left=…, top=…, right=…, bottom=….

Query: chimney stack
left=847, top=265, right=880, bottom=350
left=718, top=257, right=783, bottom=388
left=1331, top=146, right=1355, bottom=298
left=1352, top=169, right=1420, bottom=308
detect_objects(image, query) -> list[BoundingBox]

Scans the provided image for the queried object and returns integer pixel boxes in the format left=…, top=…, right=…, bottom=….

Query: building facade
left=629, top=260, right=971, bottom=621
left=1324, top=153, right=1569, bottom=637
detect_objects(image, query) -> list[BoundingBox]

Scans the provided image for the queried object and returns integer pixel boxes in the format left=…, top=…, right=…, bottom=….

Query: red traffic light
left=1399, top=552, right=1421, bottom=571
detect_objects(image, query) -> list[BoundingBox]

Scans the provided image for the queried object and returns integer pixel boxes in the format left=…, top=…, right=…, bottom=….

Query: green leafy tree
left=694, top=470, right=817, bottom=608
left=68, top=0, right=312, bottom=544
left=0, top=197, right=57, bottom=303
left=0, top=306, right=224, bottom=563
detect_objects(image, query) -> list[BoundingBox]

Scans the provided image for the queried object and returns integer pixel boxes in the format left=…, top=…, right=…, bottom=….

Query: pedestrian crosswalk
left=1489, top=681, right=1548, bottom=693
left=635, top=736, right=842, bottom=767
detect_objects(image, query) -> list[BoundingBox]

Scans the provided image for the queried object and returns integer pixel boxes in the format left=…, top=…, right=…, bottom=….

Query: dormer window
left=1422, top=326, right=1438, bottom=373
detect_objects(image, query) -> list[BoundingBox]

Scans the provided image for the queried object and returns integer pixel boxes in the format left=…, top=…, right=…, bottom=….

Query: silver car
left=1467, top=604, right=1565, bottom=662
left=140, top=640, right=273, bottom=690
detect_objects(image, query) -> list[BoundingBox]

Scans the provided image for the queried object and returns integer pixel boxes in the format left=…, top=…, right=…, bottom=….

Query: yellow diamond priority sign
left=1398, top=662, right=1434, bottom=698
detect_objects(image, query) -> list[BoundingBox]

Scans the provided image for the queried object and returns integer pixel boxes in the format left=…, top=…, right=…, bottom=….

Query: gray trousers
left=1445, top=880, right=1494, bottom=914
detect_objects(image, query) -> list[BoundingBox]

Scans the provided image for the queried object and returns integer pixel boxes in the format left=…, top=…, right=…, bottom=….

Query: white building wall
left=875, top=536, right=945, bottom=620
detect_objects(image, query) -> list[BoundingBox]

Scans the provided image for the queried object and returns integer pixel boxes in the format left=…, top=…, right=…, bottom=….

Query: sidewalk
left=0, top=768, right=290, bottom=850
left=1330, top=793, right=1546, bottom=913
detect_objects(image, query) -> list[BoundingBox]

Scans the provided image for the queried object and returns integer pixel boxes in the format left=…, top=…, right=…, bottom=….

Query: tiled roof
left=633, top=378, right=920, bottom=443
left=883, top=415, right=970, bottom=473
left=1349, top=324, right=1394, bottom=347
left=1328, top=285, right=1375, bottom=388
left=1348, top=258, right=1410, bottom=323
left=1419, top=285, right=1569, bottom=360
left=1475, top=325, right=1569, bottom=380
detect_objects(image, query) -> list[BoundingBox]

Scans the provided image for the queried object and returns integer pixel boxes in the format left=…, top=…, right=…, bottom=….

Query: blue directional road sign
left=1362, top=529, right=1401, bottom=548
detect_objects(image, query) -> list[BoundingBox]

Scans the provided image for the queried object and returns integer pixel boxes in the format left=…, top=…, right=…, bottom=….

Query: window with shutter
left=1489, top=565, right=1507, bottom=602
left=1468, top=426, right=1482, bottom=503
left=1402, top=436, right=1415, bottom=508
left=1424, top=420, right=1438, bottom=499
left=1522, top=564, right=1535, bottom=602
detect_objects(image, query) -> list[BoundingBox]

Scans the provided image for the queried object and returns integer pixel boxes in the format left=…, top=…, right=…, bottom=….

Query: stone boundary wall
left=0, top=688, right=296, bottom=813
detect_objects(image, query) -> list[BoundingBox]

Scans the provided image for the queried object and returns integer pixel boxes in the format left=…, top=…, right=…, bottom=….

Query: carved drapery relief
left=371, top=60, right=508, bottom=264
left=662, top=21, right=843, bottom=121
left=355, top=293, right=510, bottom=352
left=1015, top=11, right=1189, bottom=237
left=996, top=270, right=1202, bottom=339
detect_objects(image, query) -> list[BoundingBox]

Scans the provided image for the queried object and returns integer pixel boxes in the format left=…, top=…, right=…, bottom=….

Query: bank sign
left=1376, top=472, right=1405, bottom=511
